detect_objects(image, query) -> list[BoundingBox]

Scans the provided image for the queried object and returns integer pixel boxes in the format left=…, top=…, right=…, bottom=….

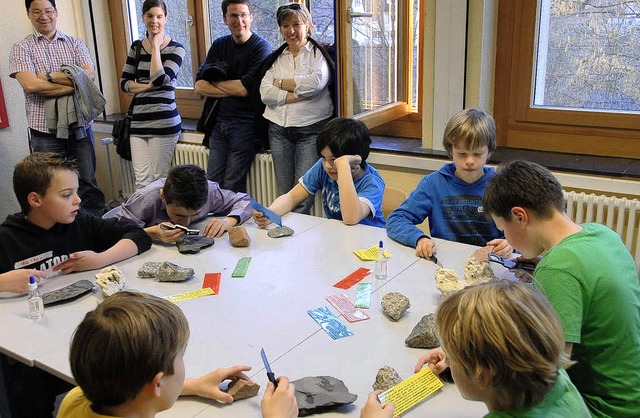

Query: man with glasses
left=195, top=0, right=271, bottom=193
left=10, top=0, right=105, bottom=217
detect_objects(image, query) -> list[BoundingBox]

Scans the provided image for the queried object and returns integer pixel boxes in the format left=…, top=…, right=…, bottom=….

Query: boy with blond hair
left=481, top=160, right=640, bottom=417
left=58, top=291, right=298, bottom=418
left=362, top=281, right=590, bottom=417
left=386, top=108, right=512, bottom=259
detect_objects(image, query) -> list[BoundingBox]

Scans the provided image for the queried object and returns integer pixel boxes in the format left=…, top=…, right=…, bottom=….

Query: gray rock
left=225, top=379, right=260, bottom=401
left=268, top=226, right=294, bottom=238
left=291, top=376, right=357, bottom=416
left=176, top=236, right=214, bottom=254
left=381, top=292, right=411, bottom=320
left=372, top=366, right=403, bottom=391
left=405, top=313, right=440, bottom=348
left=156, top=262, right=195, bottom=282
left=138, top=262, right=163, bottom=278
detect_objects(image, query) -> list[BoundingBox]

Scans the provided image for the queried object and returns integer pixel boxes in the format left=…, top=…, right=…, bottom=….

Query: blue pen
left=260, top=348, right=278, bottom=388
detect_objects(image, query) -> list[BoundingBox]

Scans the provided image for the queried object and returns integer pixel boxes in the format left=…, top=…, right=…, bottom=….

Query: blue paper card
left=249, top=198, right=282, bottom=227
left=308, top=306, right=354, bottom=340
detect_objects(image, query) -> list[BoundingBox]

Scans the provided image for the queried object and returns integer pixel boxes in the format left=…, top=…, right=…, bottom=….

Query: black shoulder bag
left=112, top=41, right=142, bottom=161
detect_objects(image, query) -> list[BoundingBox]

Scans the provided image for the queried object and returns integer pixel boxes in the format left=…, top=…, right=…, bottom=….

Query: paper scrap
left=354, top=245, right=391, bottom=261
left=203, top=272, right=221, bottom=294
left=333, top=267, right=372, bottom=289
left=308, top=306, right=353, bottom=339
left=326, top=293, right=370, bottom=322
left=164, top=287, right=215, bottom=303
left=354, top=282, right=373, bottom=308
left=377, top=368, right=444, bottom=417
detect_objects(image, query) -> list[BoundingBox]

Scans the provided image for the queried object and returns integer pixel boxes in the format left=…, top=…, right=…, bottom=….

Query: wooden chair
left=382, top=188, right=408, bottom=219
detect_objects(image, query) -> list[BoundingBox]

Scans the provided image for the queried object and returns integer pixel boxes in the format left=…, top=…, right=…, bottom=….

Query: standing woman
left=120, top=0, right=185, bottom=190
left=259, top=3, right=335, bottom=214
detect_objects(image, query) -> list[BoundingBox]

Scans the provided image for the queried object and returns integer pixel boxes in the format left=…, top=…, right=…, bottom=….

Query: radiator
left=119, top=143, right=325, bottom=217
left=564, top=191, right=640, bottom=266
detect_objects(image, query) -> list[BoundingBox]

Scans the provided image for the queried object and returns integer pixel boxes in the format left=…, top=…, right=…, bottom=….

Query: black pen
left=260, top=348, right=278, bottom=388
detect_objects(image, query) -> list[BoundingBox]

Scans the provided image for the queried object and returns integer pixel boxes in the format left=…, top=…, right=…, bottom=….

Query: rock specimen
left=228, top=226, right=251, bottom=247
left=225, top=379, right=260, bottom=400
left=156, top=262, right=195, bottom=282
left=405, top=313, right=440, bottom=348
left=471, top=246, right=493, bottom=263
left=464, top=254, right=495, bottom=285
left=176, top=236, right=214, bottom=254
left=267, top=226, right=294, bottom=238
left=138, top=262, right=163, bottom=278
left=381, top=292, right=410, bottom=320
left=372, top=366, right=403, bottom=391
left=95, top=265, right=125, bottom=296
left=435, top=267, right=465, bottom=299
left=291, top=376, right=357, bottom=416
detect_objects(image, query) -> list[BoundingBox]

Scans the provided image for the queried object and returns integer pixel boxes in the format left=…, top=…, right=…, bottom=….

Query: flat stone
left=138, top=262, right=163, bottom=278
left=291, top=376, right=357, bottom=416
left=228, top=226, right=251, bottom=247
left=267, top=226, right=294, bottom=238
left=156, top=262, right=195, bottom=282
left=405, top=313, right=440, bottom=349
left=381, top=292, right=410, bottom=321
left=372, top=366, right=403, bottom=391
left=176, top=236, right=214, bottom=254
left=225, top=379, right=260, bottom=401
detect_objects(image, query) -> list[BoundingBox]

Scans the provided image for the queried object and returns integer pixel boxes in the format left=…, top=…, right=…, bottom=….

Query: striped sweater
left=120, top=39, right=184, bottom=138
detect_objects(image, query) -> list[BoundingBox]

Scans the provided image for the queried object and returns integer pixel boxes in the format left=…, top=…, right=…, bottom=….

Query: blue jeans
left=207, top=118, right=261, bottom=193
left=269, top=119, right=329, bottom=214
left=30, top=127, right=105, bottom=216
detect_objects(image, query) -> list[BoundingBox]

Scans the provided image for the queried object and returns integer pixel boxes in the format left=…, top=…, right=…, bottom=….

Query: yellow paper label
left=164, top=287, right=215, bottom=303
left=377, top=368, right=444, bottom=417
left=353, top=245, right=391, bottom=261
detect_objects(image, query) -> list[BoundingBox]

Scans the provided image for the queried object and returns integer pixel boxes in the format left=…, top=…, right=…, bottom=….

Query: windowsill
left=94, top=116, right=640, bottom=183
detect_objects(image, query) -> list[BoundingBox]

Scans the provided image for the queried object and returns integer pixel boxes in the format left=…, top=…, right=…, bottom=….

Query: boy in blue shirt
left=253, top=117, right=385, bottom=228
left=386, top=108, right=512, bottom=258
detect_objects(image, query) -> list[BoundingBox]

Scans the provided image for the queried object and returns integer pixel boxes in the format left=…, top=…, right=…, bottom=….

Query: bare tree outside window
left=535, top=0, right=640, bottom=112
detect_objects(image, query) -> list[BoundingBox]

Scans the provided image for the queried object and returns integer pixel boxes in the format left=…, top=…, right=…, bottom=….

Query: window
left=108, top=0, right=422, bottom=131
left=494, top=0, right=640, bottom=158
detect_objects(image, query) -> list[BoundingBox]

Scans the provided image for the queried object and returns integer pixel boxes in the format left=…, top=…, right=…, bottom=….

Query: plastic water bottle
left=27, top=276, right=44, bottom=320
left=375, top=240, right=387, bottom=280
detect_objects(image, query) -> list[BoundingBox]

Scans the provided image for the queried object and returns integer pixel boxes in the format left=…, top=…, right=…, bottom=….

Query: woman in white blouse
left=259, top=3, right=335, bottom=214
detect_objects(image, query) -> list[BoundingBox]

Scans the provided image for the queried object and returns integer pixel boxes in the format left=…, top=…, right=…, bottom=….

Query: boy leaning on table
left=481, top=160, right=640, bottom=417
left=0, top=152, right=152, bottom=418
left=385, top=108, right=512, bottom=259
left=57, top=291, right=298, bottom=418
left=115, top=164, right=253, bottom=243
left=253, top=117, right=386, bottom=228
left=361, top=281, right=591, bottom=417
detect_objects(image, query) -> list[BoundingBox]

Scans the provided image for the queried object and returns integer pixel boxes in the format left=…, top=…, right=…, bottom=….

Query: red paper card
left=333, top=267, right=372, bottom=289
left=202, top=272, right=221, bottom=295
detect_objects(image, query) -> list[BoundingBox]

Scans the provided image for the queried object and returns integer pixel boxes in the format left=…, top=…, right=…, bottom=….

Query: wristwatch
left=45, top=71, right=53, bottom=82
left=278, top=78, right=283, bottom=89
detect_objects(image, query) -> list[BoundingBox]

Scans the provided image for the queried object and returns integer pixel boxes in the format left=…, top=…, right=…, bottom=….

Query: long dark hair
left=142, top=0, right=167, bottom=16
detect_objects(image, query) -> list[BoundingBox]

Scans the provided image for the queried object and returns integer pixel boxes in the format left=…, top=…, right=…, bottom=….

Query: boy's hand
left=204, top=218, right=234, bottom=238
left=53, top=251, right=101, bottom=274
left=149, top=223, right=184, bottom=243
left=253, top=210, right=272, bottom=229
left=335, top=154, right=362, bottom=177
left=182, top=365, right=252, bottom=403
left=415, top=236, right=435, bottom=259
left=414, top=348, right=448, bottom=375
left=261, top=376, right=298, bottom=418
left=0, top=269, right=45, bottom=294
left=487, top=238, right=513, bottom=257
left=360, top=391, right=394, bottom=418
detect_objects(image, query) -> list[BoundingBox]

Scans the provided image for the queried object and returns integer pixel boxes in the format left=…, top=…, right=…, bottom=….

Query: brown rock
left=225, top=379, right=260, bottom=401
left=229, top=226, right=251, bottom=247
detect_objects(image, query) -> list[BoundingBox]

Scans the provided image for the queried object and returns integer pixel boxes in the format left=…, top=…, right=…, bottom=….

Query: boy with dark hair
left=253, top=117, right=385, bottom=227
left=362, top=281, right=590, bottom=417
left=386, top=108, right=512, bottom=259
left=0, top=152, right=151, bottom=418
left=58, top=291, right=298, bottom=418
left=117, top=164, right=252, bottom=242
left=482, top=159, right=640, bottom=417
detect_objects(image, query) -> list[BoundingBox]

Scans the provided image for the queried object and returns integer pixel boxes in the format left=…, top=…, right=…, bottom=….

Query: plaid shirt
left=10, top=29, right=94, bottom=133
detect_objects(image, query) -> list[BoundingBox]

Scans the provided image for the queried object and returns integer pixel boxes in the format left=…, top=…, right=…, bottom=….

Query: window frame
left=494, top=0, right=640, bottom=159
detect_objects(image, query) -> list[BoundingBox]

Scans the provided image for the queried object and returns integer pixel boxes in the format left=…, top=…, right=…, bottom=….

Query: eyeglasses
left=277, top=3, right=303, bottom=15
left=226, top=12, right=251, bottom=20
left=30, top=8, right=56, bottom=18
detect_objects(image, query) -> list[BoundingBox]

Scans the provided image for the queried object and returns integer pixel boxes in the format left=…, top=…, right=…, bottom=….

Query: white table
left=0, top=213, right=502, bottom=417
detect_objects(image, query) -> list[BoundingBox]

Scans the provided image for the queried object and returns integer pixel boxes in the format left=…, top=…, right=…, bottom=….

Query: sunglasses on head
left=277, top=3, right=303, bottom=14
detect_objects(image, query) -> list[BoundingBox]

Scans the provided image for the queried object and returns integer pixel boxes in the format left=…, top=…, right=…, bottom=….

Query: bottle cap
left=379, top=240, right=383, bottom=248
left=28, top=275, right=37, bottom=290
